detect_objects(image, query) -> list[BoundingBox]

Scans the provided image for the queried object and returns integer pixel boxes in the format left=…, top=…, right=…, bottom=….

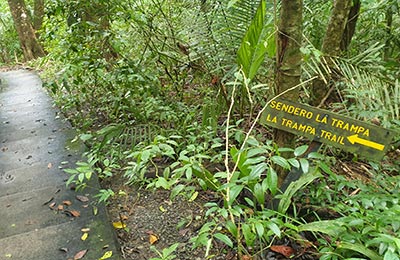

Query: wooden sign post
left=262, top=98, right=398, bottom=210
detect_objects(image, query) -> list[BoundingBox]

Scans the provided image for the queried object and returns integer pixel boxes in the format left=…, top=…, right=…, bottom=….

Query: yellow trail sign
left=347, top=134, right=384, bottom=151
left=260, top=98, right=397, bottom=160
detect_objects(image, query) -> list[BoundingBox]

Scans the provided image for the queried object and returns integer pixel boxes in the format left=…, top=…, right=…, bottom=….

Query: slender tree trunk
left=341, top=0, right=361, bottom=51
left=310, top=0, right=352, bottom=106
left=274, top=0, right=303, bottom=184
left=33, top=0, right=45, bottom=32
left=7, top=0, right=45, bottom=61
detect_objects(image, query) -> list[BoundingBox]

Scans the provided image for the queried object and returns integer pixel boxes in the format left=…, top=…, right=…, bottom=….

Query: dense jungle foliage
left=1, top=0, right=400, bottom=259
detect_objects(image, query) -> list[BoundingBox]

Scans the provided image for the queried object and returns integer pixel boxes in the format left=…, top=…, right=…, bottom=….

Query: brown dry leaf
left=49, top=202, right=56, bottom=209
left=270, top=245, right=295, bottom=258
left=47, top=163, right=52, bottom=169
left=68, top=210, right=81, bottom=217
left=112, top=221, right=126, bottom=229
left=241, top=256, right=252, bottom=260
left=179, top=228, right=190, bottom=237
left=149, top=234, right=159, bottom=245
left=57, top=205, right=64, bottom=211
left=63, top=200, right=72, bottom=206
left=73, top=249, right=87, bottom=260
left=59, top=247, right=68, bottom=253
left=76, top=195, right=89, bottom=202
left=350, top=188, right=361, bottom=196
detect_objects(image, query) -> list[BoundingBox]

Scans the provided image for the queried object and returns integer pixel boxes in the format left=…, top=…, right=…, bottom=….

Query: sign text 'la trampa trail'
left=260, top=98, right=397, bottom=160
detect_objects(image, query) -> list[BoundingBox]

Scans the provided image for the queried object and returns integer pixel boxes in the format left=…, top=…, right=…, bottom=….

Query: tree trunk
left=321, top=0, right=352, bottom=55
left=274, top=0, right=303, bottom=184
left=33, top=0, right=45, bottom=32
left=7, top=0, right=45, bottom=61
left=310, top=0, right=352, bottom=106
left=341, top=0, right=361, bottom=52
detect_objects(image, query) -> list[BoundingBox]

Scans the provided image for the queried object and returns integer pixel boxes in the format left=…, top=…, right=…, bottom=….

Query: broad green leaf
left=228, top=185, right=244, bottom=205
left=266, top=168, right=278, bottom=195
left=242, top=223, right=256, bottom=247
left=226, top=220, right=238, bottom=237
left=319, top=161, right=334, bottom=175
left=253, top=183, right=265, bottom=205
left=231, top=147, right=250, bottom=175
left=155, top=177, right=169, bottom=189
left=78, top=173, right=84, bottom=183
left=249, top=162, right=268, bottom=180
left=247, top=147, right=267, bottom=157
left=214, top=233, right=233, bottom=248
left=278, top=168, right=321, bottom=214
left=243, top=156, right=266, bottom=166
left=294, top=145, right=308, bottom=157
left=192, top=165, right=221, bottom=191
left=255, top=222, right=264, bottom=237
left=338, top=242, right=382, bottom=260
left=267, top=222, right=281, bottom=238
left=85, top=171, right=92, bottom=180
left=170, top=184, right=185, bottom=200
left=237, top=0, right=268, bottom=81
left=64, top=168, right=78, bottom=174
left=162, top=243, right=180, bottom=256
left=299, top=158, right=309, bottom=173
left=80, top=133, right=92, bottom=141
left=288, top=158, right=300, bottom=168
left=298, top=219, right=346, bottom=237
left=271, top=155, right=290, bottom=169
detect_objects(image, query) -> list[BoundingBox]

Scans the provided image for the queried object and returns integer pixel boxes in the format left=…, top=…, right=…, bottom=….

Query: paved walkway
left=0, top=70, right=120, bottom=259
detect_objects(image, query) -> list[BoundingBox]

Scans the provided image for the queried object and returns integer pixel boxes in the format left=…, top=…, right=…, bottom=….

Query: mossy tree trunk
left=274, top=0, right=303, bottom=184
left=7, top=0, right=45, bottom=61
left=310, top=0, right=354, bottom=106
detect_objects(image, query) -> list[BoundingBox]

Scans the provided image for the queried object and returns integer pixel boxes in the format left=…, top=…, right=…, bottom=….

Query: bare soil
left=104, top=176, right=233, bottom=260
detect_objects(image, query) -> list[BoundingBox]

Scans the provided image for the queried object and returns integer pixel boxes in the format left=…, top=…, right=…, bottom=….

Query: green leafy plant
left=237, top=0, right=275, bottom=81
left=150, top=243, right=180, bottom=260
left=65, top=159, right=97, bottom=190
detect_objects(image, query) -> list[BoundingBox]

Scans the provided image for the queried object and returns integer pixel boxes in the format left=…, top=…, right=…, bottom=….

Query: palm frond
left=302, top=43, right=400, bottom=127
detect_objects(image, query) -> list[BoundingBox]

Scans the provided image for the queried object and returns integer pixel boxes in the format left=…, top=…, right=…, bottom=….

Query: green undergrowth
left=31, top=1, right=400, bottom=258
left=37, top=52, right=400, bottom=259
left=61, top=107, right=400, bottom=259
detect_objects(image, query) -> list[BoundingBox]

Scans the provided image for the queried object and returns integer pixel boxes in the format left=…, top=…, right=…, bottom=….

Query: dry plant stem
left=224, top=72, right=239, bottom=205
left=229, top=76, right=318, bottom=176
left=244, top=77, right=253, bottom=105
